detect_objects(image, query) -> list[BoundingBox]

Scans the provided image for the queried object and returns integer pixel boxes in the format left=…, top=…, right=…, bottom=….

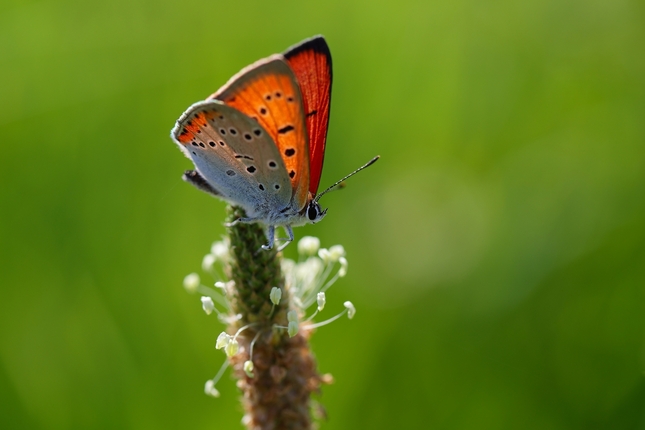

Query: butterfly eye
left=307, top=203, right=318, bottom=221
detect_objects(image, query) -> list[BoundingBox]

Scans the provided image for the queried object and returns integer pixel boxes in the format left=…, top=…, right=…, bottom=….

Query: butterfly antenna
left=314, top=155, right=380, bottom=203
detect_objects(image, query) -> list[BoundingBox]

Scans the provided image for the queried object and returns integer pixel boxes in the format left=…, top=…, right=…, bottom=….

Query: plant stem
left=225, top=206, right=324, bottom=430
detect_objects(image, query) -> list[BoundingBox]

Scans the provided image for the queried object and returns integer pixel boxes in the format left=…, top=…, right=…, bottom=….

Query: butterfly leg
left=224, top=217, right=260, bottom=227
left=260, top=225, right=294, bottom=251
left=275, top=225, right=295, bottom=252
left=261, top=225, right=276, bottom=250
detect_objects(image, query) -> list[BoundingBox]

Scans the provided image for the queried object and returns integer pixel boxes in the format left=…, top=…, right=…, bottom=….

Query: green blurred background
left=1, top=0, right=644, bottom=428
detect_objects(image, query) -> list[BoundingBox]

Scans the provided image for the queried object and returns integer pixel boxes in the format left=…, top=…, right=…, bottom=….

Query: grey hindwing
left=171, top=100, right=292, bottom=217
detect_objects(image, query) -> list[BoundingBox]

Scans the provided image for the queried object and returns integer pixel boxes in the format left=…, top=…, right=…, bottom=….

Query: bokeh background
left=1, top=0, right=644, bottom=428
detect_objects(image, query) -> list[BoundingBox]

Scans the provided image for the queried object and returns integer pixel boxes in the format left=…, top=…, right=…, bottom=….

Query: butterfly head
left=306, top=200, right=328, bottom=224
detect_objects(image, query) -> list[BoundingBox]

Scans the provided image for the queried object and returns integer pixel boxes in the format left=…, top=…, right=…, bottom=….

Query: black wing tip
left=284, top=35, right=331, bottom=60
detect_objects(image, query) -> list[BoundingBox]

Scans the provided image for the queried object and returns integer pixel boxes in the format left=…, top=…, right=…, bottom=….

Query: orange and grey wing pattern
left=209, top=56, right=310, bottom=211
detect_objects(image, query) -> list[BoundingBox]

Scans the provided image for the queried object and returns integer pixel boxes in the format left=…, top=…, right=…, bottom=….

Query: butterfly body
left=171, top=36, right=373, bottom=250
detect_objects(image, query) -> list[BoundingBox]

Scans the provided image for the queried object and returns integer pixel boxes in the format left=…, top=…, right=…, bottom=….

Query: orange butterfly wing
left=284, top=36, right=332, bottom=196
left=209, top=56, right=310, bottom=211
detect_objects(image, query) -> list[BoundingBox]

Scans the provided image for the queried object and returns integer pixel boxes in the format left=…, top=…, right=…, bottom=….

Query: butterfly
left=170, top=35, right=378, bottom=251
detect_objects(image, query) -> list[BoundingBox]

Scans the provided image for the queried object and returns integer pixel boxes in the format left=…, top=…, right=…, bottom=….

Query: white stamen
left=328, top=245, right=345, bottom=262
left=183, top=273, right=200, bottom=293
left=216, top=332, right=231, bottom=350
left=243, top=360, right=254, bottom=378
left=317, top=292, right=326, bottom=311
left=344, top=301, right=356, bottom=319
left=202, top=253, right=216, bottom=272
left=298, top=236, right=321, bottom=256
left=201, top=296, right=215, bottom=315
left=288, top=321, right=299, bottom=337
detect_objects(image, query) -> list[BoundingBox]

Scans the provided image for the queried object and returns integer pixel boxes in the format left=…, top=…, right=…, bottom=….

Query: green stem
left=225, top=206, right=324, bottom=430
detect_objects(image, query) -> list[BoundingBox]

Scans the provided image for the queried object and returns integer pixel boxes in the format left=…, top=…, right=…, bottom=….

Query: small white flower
left=288, top=320, right=299, bottom=337
left=287, top=310, right=298, bottom=323
left=225, top=338, right=239, bottom=357
left=317, top=292, right=326, bottom=311
left=210, top=241, right=229, bottom=261
left=201, top=296, right=215, bottom=315
left=344, top=301, right=356, bottom=319
left=338, top=257, right=348, bottom=277
left=328, top=245, right=346, bottom=262
left=183, top=273, right=200, bottom=293
left=214, top=281, right=226, bottom=289
left=216, top=332, right=231, bottom=350
left=270, top=287, right=282, bottom=305
left=243, top=360, right=254, bottom=378
left=298, top=236, right=320, bottom=256
left=294, top=257, right=323, bottom=287
left=202, top=253, right=216, bottom=272
left=281, top=258, right=296, bottom=275
left=317, top=248, right=331, bottom=263
left=204, top=380, right=220, bottom=397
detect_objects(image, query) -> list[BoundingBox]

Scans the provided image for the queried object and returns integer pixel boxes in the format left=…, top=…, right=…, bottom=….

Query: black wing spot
left=253, top=129, right=262, bottom=136
left=196, top=130, right=201, bottom=134
left=259, top=184, right=265, bottom=191
left=275, top=92, right=281, bottom=98
left=198, top=142, right=205, bottom=148
left=287, top=96, right=294, bottom=102
left=289, top=170, right=296, bottom=178
left=191, top=142, right=198, bottom=147
left=265, top=94, right=272, bottom=101
left=260, top=107, right=267, bottom=115
left=192, top=151, right=196, bottom=155
left=209, top=141, right=216, bottom=147
left=278, top=125, right=295, bottom=134
left=219, top=115, right=224, bottom=119
left=219, top=141, right=225, bottom=146
left=219, top=128, right=226, bottom=135
left=226, top=170, right=236, bottom=176
left=274, top=184, right=280, bottom=190
left=229, top=128, right=237, bottom=135
left=244, top=133, right=252, bottom=141
left=268, top=161, right=277, bottom=168
left=235, top=154, right=254, bottom=160
left=186, top=120, right=192, bottom=126
left=285, top=148, right=296, bottom=157
left=247, top=166, right=256, bottom=173
left=306, top=110, right=318, bottom=117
